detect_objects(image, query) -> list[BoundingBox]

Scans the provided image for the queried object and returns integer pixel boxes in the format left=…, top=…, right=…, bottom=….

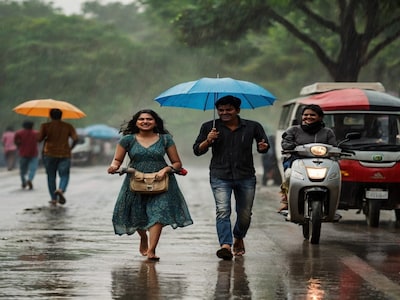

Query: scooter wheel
left=310, top=201, right=322, bottom=244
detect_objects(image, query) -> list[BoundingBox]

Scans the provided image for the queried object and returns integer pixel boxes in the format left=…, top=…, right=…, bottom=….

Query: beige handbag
left=130, top=170, right=169, bottom=194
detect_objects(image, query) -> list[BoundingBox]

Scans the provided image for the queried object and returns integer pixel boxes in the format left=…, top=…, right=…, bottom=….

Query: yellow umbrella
left=13, top=99, right=86, bottom=119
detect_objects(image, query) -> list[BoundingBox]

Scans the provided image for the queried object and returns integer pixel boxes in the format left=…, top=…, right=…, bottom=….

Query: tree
left=0, top=0, right=234, bottom=147
left=141, top=0, right=400, bottom=82
left=0, top=0, right=56, bottom=17
left=0, top=11, right=147, bottom=127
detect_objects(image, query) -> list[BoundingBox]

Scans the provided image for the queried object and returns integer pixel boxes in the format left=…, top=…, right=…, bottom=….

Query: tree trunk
left=330, top=54, right=362, bottom=82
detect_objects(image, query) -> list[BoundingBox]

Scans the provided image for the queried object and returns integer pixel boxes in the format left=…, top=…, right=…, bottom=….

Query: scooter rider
left=279, top=104, right=337, bottom=211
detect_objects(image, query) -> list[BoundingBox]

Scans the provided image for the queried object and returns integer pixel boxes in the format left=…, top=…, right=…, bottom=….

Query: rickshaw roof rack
left=300, top=82, right=385, bottom=96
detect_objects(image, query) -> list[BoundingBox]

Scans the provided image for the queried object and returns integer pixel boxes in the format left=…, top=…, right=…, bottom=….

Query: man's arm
left=255, top=122, right=269, bottom=153
left=37, top=124, right=45, bottom=142
left=193, top=123, right=213, bottom=156
left=70, top=126, right=79, bottom=150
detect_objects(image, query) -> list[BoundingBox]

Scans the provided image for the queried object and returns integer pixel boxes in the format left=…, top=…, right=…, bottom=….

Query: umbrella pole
left=212, top=92, right=218, bottom=127
left=214, top=74, right=218, bottom=127
left=213, top=108, right=216, bottom=127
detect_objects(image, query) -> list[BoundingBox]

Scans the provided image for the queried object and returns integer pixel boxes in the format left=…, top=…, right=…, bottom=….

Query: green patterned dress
left=112, top=134, right=193, bottom=235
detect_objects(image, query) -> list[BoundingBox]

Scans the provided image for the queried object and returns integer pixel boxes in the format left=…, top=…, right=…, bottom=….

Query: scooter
left=280, top=138, right=355, bottom=244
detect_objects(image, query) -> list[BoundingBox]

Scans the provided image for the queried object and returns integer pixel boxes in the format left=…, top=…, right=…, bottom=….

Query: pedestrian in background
left=108, top=109, right=193, bottom=261
left=38, top=108, right=78, bottom=206
left=193, top=95, right=270, bottom=260
left=14, top=120, right=39, bottom=190
left=261, top=135, right=281, bottom=186
left=2, top=125, right=17, bottom=171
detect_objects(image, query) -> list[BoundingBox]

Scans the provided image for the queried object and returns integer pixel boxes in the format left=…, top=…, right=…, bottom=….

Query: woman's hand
left=155, top=167, right=170, bottom=180
left=108, top=144, right=125, bottom=174
left=108, top=164, right=120, bottom=174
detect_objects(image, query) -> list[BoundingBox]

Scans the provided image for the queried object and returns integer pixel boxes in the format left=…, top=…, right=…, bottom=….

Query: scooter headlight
left=306, top=167, right=327, bottom=180
left=310, top=145, right=327, bottom=156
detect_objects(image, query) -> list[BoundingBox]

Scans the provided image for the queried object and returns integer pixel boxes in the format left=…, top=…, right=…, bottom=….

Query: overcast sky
left=29, top=0, right=135, bottom=15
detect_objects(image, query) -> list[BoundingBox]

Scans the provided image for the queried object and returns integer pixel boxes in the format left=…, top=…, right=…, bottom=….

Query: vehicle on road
left=276, top=82, right=400, bottom=227
left=281, top=137, right=357, bottom=244
left=71, top=129, right=114, bottom=166
left=71, top=133, right=93, bottom=166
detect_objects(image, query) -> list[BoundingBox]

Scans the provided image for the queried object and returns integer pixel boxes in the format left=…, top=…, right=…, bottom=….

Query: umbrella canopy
left=85, top=124, right=120, bottom=140
left=13, top=99, right=86, bottom=119
left=299, top=89, right=400, bottom=112
left=155, top=77, right=276, bottom=110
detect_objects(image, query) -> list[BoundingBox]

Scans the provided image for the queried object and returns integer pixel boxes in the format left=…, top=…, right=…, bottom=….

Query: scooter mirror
left=338, top=132, right=361, bottom=147
left=345, top=132, right=361, bottom=140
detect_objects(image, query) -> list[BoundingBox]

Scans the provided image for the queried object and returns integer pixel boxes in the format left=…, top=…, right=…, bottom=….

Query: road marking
left=341, top=255, right=400, bottom=300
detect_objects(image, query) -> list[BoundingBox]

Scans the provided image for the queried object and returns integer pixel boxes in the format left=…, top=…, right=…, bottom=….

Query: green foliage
left=0, top=14, right=146, bottom=126
left=0, top=0, right=56, bottom=17
left=82, top=1, right=151, bottom=41
left=144, top=0, right=400, bottom=83
left=0, top=0, right=242, bottom=144
left=1, top=0, right=399, bottom=153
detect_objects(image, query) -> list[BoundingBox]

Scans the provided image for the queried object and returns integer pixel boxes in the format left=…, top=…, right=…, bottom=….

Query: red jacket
left=14, top=129, right=39, bottom=158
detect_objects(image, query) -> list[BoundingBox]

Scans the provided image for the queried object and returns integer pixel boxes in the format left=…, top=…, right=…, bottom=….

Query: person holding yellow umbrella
left=13, top=98, right=86, bottom=119
left=38, top=108, right=79, bottom=206
left=13, top=98, right=85, bottom=205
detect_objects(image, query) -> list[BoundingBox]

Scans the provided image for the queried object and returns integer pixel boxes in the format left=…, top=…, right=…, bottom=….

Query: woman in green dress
left=107, top=109, right=193, bottom=261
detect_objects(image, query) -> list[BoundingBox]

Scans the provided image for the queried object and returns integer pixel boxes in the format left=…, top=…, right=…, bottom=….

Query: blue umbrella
left=155, top=77, right=276, bottom=110
left=85, top=124, right=120, bottom=140
left=155, top=77, right=276, bottom=125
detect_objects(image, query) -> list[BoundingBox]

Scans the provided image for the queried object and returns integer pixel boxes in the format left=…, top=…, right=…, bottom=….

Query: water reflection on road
left=110, top=256, right=252, bottom=299
left=214, top=259, right=251, bottom=299
left=112, top=261, right=164, bottom=299
left=0, top=166, right=399, bottom=299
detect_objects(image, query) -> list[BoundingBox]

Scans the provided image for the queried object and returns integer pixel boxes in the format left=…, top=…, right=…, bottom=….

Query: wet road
left=0, top=165, right=399, bottom=299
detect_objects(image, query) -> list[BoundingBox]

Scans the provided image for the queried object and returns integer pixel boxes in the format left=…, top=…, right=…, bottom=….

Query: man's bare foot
left=139, top=235, right=148, bottom=256
left=233, top=238, right=245, bottom=256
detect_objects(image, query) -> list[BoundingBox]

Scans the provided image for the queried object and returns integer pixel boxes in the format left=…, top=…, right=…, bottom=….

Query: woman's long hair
left=120, top=109, right=170, bottom=135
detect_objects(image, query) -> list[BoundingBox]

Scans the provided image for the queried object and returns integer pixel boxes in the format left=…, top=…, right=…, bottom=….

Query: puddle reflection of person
left=214, top=259, right=251, bottom=298
left=137, top=261, right=160, bottom=298
left=111, top=261, right=161, bottom=299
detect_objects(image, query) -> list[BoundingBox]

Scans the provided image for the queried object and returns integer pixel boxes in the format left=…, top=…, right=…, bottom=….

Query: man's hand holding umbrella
left=207, top=128, right=219, bottom=144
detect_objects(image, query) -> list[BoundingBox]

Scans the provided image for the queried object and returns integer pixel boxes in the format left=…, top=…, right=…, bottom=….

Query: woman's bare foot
left=139, top=235, right=149, bottom=256
left=147, top=251, right=160, bottom=261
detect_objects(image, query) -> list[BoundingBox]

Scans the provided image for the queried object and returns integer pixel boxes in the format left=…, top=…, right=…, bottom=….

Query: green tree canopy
left=141, top=0, right=400, bottom=82
left=0, top=0, right=234, bottom=150
left=0, top=14, right=149, bottom=123
left=1, top=0, right=399, bottom=154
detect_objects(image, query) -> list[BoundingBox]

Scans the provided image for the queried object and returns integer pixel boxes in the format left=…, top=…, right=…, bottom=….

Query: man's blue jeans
left=210, top=176, right=256, bottom=247
left=42, top=155, right=71, bottom=200
left=19, top=157, right=39, bottom=185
